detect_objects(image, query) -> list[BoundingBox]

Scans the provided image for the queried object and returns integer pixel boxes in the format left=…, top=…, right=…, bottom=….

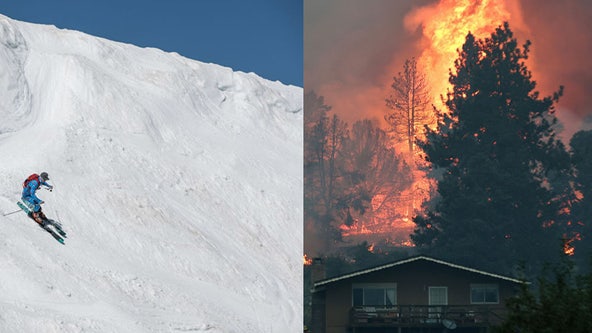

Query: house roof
left=313, top=255, right=527, bottom=289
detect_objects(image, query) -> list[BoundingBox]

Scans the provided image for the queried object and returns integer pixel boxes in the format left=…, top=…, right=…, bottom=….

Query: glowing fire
left=303, top=254, right=313, bottom=266
left=339, top=0, right=527, bottom=247
left=405, top=0, right=514, bottom=108
left=563, top=233, right=582, bottom=256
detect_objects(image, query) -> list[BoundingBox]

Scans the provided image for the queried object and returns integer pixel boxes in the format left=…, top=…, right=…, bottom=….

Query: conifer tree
left=304, top=91, right=348, bottom=252
left=339, top=119, right=412, bottom=229
left=385, top=57, right=432, bottom=156
left=569, top=130, right=592, bottom=262
left=305, top=92, right=413, bottom=254
left=412, top=23, right=572, bottom=274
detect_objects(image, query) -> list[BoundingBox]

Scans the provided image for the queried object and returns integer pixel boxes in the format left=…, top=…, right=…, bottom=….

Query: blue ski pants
left=22, top=196, right=41, bottom=213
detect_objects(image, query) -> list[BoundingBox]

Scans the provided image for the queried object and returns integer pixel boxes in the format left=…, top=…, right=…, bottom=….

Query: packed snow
left=0, top=14, right=302, bottom=333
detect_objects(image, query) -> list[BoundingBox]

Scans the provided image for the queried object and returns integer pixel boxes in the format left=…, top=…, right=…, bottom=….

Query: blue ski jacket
left=22, top=179, right=50, bottom=204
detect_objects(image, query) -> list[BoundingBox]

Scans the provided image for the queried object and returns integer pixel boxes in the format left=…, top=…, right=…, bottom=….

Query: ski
left=42, top=225, right=65, bottom=244
left=17, top=201, right=66, bottom=244
left=16, top=201, right=31, bottom=214
left=46, top=219, right=67, bottom=238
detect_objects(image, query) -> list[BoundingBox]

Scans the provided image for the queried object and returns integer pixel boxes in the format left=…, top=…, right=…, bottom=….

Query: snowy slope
left=0, top=14, right=302, bottom=333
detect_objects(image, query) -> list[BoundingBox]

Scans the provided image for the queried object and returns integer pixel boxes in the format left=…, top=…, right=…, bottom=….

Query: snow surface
left=0, top=14, right=302, bottom=333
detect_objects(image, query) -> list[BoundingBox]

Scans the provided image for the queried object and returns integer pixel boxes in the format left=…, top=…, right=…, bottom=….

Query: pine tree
left=385, top=58, right=435, bottom=225
left=385, top=57, right=433, bottom=156
left=304, top=91, right=348, bottom=253
left=305, top=92, right=413, bottom=253
left=338, top=119, right=412, bottom=230
left=412, top=22, right=571, bottom=275
left=569, top=130, right=592, bottom=262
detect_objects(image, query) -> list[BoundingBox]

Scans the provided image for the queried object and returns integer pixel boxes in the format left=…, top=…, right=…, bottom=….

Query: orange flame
left=563, top=233, right=582, bottom=256
left=339, top=0, right=528, bottom=248
left=405, top=0, right=515, bottom=108
left=303, top=254, right=313, bottom=266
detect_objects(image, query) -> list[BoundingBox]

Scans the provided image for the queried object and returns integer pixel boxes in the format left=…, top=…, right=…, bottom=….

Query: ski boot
left=28, top=211, right=49, bottom=228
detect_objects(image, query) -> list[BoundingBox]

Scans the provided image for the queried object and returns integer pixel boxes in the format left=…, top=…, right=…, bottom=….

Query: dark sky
left=0, top=0, right=303, bottom=87
left=304, top=0, right=592, bottom=142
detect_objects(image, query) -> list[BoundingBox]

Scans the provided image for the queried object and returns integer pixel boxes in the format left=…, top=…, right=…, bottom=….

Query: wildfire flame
left=563, top=233, right=582, bottom=256
left=303, top=254, right=313, bottom=266
left=341, top=0, right=518, bottom=243
left=405, top=0, right=515, bottom=108
left=333, top=0, right=539, bottom=253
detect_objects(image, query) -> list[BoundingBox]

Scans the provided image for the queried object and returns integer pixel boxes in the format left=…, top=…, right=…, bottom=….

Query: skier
left=21, top=172, right=53, bottom=225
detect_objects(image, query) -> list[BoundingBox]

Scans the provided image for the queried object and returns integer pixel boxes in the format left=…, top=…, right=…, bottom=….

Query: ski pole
left=2, top=209, right=22, bottom=217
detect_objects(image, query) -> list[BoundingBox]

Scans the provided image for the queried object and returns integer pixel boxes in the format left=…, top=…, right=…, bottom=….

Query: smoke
left=304, top=0, right=592, bottom=141
left=518, top=0, right=592, bottom=140
left=304, top=0, right=429, bottom=126
left=303, top=0, right=592, bottom=255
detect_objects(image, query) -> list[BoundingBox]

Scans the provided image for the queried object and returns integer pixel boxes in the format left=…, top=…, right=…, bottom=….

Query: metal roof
left=313, top=255, right=527, bottom=288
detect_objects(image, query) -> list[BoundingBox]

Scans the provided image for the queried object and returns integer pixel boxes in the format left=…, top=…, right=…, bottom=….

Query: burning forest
left=304, top=0, right=592, bottom=274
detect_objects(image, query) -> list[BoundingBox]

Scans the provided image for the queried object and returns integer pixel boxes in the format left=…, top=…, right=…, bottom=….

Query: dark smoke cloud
left=305, top=0, right=592, bottom=141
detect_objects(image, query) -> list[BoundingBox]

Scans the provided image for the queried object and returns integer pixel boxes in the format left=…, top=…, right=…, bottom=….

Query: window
left=428, top=286, right=448, bottom=319
left=352, top=283, right=396, bottom=306
left=471, top=284, right=499, bottom=304
left=429, top=286, right=448, bottom=305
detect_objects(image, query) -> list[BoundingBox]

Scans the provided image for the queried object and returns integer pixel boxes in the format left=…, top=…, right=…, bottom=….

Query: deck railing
left=350, top=304, right=505, bottom=327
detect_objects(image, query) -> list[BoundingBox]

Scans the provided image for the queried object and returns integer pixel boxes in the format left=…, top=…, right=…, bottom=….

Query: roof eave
left=313, top=255, right=529, bottom=288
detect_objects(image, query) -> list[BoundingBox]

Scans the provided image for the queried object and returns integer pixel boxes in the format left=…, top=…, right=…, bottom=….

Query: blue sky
left=0, top=0, right=303, bottom=87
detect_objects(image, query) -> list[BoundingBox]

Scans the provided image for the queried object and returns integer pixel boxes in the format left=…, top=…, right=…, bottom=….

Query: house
left=311, top=255, right=526, bottom=333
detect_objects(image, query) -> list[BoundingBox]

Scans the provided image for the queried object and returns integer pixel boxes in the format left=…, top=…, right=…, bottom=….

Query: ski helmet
left=40, top=172, right=50, bottom=181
